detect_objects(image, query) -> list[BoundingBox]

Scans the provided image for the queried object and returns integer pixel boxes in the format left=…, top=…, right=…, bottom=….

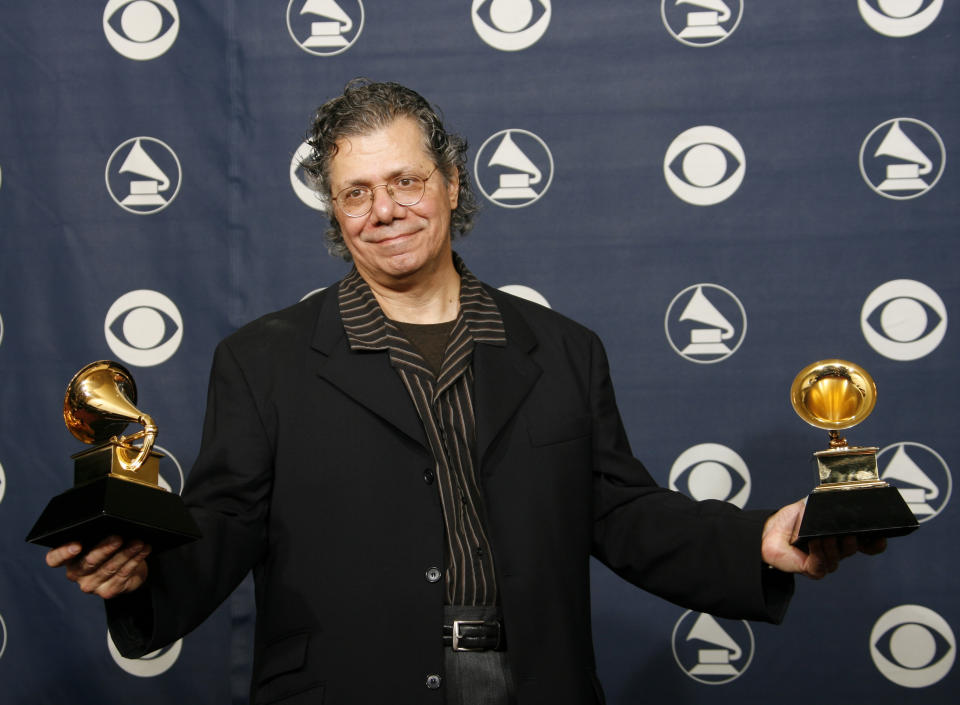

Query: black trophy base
left=793, top=484, right=919, bottom=551
left=26, top=476, right=201, bottom=553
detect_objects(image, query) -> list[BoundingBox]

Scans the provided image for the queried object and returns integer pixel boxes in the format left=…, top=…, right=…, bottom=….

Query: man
left=47, top=80, right=880, bottom=704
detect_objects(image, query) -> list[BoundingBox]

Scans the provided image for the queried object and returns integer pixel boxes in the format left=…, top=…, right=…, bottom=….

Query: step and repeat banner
left=0, top=2, right=957, bottom=703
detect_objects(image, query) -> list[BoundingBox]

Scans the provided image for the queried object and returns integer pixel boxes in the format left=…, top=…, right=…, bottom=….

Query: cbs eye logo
left=108, top=631, right=183, bottom=676
left=664, top=126, right=745, bottom=206
left=105, top=290, right=183, bottom=367
left=290, top=141, right=326, bottom=212
left=859, top=0, right=942, bottom=37
left=472, top=0, right=551, bottom=51
left=861, top=279, right=946, bottom=361
left=669, top=443, right=751, bottom=508
left=286, top=0, right=364, bottom=56
left=870, top=605, right=955, bottom=687
left=103, top=0, right=179, bottom=60
left=498, top=284, right=551, bottom=308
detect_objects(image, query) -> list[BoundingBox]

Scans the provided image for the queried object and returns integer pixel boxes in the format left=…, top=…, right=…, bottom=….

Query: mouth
left=365, top=229, right=417, bottom=245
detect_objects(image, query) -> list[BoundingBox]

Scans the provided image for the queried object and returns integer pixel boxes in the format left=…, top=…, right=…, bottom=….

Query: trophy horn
left=790, top=359, right=876, bottom=448
left=63, top=360, right=157, bottom=473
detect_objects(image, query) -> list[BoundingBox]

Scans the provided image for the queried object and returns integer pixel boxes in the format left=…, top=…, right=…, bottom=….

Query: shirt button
left=425, top=674, right=441, bottom=689
left=423, top=468, right=435, bottom=484
left=425, top=567, right=442, bottom=583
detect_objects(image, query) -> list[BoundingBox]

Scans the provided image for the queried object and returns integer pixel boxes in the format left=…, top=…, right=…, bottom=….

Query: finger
left=76, top=536, right=124, bottom=574
left=45, top=542, right=83, bottom=568
left=820, top=537, right=841, bottom=574
left=74, top=540, right=144, bottom=591
left=65, top=537, right=123, bottom=582
left=804, top=538, right=827, bottom=579
left=839, top=535, right=859, bottom=559
left=859, top=536, right=887, bottom=555
left=94, top=545, right=151, bottom=599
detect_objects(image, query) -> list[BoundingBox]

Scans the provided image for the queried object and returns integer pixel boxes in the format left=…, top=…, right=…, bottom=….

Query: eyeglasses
left=333, top=167, right=439, bottom=218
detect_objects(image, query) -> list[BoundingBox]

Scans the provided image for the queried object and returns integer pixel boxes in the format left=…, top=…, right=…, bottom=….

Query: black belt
left=442, top=619, right=506, bottom=652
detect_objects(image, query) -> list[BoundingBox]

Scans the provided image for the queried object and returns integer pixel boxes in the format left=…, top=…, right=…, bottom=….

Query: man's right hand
left=46, top=536, right=151, bottom=599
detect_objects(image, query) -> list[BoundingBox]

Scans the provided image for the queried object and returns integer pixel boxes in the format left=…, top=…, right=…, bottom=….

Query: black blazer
left=108, top=282, right=791, bottom=705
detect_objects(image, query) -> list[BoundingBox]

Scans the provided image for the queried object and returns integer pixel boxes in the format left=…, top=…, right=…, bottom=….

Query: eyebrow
left=337, top=165, right=431, bottom=189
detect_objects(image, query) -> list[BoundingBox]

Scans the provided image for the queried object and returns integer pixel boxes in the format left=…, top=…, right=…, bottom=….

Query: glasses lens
left=339, top=188, right=370, bottom=216
left=391, top=175, right=425, bottom=206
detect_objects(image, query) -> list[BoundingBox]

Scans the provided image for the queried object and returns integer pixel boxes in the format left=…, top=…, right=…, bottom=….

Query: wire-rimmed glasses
left=333, top=166, right=439, bottom=218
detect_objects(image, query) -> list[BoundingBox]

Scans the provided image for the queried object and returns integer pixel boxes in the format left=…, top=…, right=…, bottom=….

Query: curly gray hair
left=301, top=79, right=479, bottom=260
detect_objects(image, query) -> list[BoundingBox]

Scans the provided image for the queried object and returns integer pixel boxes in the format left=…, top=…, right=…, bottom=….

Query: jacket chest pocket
left=254, top=632, right=325, bottom=704
left=527, top=413, right=591, bottom=447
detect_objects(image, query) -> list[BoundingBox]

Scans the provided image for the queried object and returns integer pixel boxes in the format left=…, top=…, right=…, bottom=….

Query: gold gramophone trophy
left=789, top=359, right=917, bottom=549
left=26, top=361, right=200, bottom=552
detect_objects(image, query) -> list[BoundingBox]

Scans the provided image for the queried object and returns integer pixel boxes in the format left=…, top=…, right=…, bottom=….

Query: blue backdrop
left=1, top=2, right=957, bottom=702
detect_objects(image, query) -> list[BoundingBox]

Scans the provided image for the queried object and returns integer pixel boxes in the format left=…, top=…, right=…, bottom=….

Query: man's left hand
left=761, top=499, right=887, bottom=579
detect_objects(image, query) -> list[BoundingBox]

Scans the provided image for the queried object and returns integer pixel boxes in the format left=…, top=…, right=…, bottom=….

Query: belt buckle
left=452, top=620, right=486, bottom=652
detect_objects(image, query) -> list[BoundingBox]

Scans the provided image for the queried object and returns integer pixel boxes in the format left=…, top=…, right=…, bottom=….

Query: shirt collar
left=338, top=252, right=506, bottom=353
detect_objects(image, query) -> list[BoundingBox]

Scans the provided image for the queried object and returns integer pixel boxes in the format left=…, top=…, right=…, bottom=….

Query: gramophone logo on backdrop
left=861, top=279, right=946, bottom=361
left=498, top=285, right=551, bottom=308
left=103, top=0, right=179, bottom=60
left=474, top=129, right=554, bottom=208
left=859, top=0, right=943, bottom=37
left=879, top=442, right=952, bottom=522
left=870, top=604, right=955, bottom=687
left=108, top=631, right=183, bottom=676
left=286, top=0, right=364, bottom=56
left=669, top=443, right=751, bottom=508
left=672, top=611, right=754, bottom=684
left=105, top=137, right=182, bottom=215
left=0, top=311, right=4, bottom=347
left=665, top=284, right=746, bottom=363
left=664, top=126, right=745, bottom=205
left=0, top=612, right=7, bottom=663
left=105, top=290, right=183, bottom=367
left=290, top=141, right=326, bottom=212
left=0, top=459, right=6, bottom=505
left=661, top=0, right=743, bottom=47
left=860, top=118, right=945, bottom=200
left=472, top=0, right=551, bottom=51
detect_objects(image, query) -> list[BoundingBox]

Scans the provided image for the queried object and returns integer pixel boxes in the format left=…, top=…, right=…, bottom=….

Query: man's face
left=328, top=117, right=459, bottom=288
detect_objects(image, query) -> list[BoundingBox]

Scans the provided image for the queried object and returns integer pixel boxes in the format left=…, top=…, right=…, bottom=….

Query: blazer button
left=425, top=674, right=441, bottom=689
left=425, top=567, right=442, bottom=583
left=423, top=468, right=435, bottom=484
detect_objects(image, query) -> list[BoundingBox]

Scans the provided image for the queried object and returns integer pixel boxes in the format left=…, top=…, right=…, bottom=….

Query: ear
left=446, top=166, right=459, bottom=209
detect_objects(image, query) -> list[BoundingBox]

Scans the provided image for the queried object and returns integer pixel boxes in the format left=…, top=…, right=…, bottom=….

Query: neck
left=362, top=260, right=461, bottom=324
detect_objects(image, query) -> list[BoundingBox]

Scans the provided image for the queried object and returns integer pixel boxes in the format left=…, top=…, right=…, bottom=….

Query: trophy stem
left=828, top=430, right=847, bottom=448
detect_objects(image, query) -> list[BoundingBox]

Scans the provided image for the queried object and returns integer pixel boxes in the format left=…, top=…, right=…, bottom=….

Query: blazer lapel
left=474, top=292, right=542, bottom=468
left=310, top=289, right=428, bottom=449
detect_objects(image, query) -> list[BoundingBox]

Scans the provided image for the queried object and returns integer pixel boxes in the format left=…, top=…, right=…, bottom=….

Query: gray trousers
left=443, top=606, right=517, bottom=705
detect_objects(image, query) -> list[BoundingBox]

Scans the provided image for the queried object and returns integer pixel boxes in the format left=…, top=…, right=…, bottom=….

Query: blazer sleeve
left=586, top=332, right=794, bottom=623
left=107, top=338, right=273, bottom=656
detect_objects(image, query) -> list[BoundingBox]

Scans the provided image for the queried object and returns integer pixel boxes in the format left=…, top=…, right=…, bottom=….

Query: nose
left=369, top=184, right=405, bottom=223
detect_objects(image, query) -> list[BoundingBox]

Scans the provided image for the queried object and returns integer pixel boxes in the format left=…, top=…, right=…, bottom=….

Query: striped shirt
left=337, top=255, right=506, bottom=606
